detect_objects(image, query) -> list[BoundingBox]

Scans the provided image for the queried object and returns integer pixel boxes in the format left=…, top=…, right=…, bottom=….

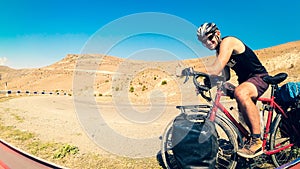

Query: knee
left=234, top=87, right=248, bottom=102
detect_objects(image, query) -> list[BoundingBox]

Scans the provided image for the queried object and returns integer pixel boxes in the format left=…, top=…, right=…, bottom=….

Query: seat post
left=270, top=84, right=277, bottom=98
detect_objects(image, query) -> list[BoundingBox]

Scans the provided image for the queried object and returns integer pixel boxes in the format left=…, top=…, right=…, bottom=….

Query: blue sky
left=0, top=0, right=299, bottom=68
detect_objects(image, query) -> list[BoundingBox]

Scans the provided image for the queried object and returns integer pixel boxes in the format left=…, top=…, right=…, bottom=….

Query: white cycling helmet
left=197, top=22, right=218, bottom=39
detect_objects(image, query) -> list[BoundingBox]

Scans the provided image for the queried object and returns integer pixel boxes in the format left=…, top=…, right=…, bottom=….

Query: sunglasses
left=199, top=32, right=216, bottom=44
left=206, top=32, right=215, bottom=41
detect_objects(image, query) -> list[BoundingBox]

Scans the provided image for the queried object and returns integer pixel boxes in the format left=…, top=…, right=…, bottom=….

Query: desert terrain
left=0, top=40, right=299, bottom=168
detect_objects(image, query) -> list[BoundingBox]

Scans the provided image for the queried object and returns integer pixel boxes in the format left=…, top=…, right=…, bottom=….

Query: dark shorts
left=245, top=73, right=269, bottom=98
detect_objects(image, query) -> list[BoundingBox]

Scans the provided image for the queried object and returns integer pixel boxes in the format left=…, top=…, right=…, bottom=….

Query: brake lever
left=184, top=75, right=190, bottom=84
left=182, top=67, right=192, bottom=84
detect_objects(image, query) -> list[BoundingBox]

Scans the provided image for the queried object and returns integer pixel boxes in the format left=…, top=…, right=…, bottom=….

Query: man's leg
left=234, top=82, right=263, bottom=158
left=234, top=82, right=260, bottom=135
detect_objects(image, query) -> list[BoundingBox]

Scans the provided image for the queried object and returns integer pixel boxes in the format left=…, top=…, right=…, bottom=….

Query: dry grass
left=0, top=96, right=162, bottom=169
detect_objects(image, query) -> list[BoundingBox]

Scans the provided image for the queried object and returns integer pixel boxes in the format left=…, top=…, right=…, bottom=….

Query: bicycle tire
left=160, top=115, right=238, bottom=169
left=160, top=120, right=180, bottom=169
left=270, top=114, right=300, bottom=167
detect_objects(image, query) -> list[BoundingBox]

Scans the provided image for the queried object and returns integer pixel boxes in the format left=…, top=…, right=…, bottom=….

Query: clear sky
left=0, top=0, right=299, bottom=68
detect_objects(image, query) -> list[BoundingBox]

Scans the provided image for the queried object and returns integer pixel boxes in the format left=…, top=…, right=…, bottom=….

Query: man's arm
left=206, top=37, right=236, bottom=75
left=179, top=37, right=243, bottom=76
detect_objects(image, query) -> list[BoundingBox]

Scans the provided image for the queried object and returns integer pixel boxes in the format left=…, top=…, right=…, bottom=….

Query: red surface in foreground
left=1, top=139, right=299, bottom=169
left=0, top=140, right=63, bottom=169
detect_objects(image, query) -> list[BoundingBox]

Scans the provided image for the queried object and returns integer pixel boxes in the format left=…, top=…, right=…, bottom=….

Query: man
left=195, top=22, right=269, bottom=158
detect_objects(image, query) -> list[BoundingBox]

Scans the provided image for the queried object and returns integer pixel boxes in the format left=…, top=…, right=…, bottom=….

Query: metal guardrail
left=0, top=90, right=71, bottom=96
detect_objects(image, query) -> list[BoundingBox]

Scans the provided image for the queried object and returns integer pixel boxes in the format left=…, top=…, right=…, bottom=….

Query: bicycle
left=160, top=70, right=300, bottom=169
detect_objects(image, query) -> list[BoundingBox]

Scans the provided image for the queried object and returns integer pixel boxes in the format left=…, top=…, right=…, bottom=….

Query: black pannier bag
left=276, top=82, right=300, bottom=107
left=278, top=101, right=300, bottom=142
left=275, top=82, right=300, bottom=140
left=171, top=113, right=218, bottom=169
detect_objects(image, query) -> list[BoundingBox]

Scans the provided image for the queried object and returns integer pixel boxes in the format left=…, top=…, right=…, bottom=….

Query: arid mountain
left=0, top=40, right=299, bottom=104
left=255, top=41, right=300, bottom=82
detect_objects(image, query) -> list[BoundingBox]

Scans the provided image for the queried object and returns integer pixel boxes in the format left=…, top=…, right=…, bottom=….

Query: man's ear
left=215, top=30, right=221, bottom=36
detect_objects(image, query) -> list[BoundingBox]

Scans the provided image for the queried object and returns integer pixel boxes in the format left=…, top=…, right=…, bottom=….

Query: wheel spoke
left=270, top=115, right=300, bottom=167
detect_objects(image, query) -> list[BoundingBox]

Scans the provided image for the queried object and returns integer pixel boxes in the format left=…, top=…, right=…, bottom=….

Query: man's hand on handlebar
left=176, top=67, right=229, bottom=102
left=180, top=67, right=194, bottom=77
left=205, top=75, right=224, bottom=88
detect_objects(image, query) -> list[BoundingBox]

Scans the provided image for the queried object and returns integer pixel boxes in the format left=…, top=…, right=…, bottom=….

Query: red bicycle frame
left=208, top=84, right=295, bottom=155
left=209, top=89, right=250, bottom=138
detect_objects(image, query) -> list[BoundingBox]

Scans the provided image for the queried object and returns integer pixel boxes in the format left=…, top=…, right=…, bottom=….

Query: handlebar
left=181, top=67, right=227, bottom=102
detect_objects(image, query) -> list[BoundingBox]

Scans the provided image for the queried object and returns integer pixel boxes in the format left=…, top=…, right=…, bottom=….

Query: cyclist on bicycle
left=195, top=22, right=269, bottom=158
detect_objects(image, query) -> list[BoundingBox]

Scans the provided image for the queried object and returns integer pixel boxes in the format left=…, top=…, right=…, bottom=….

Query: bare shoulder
left=221, top=36, right=245, bottom=54
left=222, top=36, right=242, bottom=44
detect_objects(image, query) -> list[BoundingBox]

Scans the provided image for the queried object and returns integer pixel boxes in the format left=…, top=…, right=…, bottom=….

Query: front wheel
left=160, top=115, right=238, bottom=169
left=270, top=114, right=300, bottom=167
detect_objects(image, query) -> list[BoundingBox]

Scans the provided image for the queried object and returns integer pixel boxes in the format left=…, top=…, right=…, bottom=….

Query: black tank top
left=223, top=37, right=268, bottom=83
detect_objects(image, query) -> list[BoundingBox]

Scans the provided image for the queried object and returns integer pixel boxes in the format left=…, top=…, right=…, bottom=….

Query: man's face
left=198, top=32, right=219, bottom=50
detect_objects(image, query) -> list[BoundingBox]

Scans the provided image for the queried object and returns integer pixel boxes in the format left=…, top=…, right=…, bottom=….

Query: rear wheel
left=270, top=114, right=300, bottom=167
left=160, top=115, right=238, bottom=169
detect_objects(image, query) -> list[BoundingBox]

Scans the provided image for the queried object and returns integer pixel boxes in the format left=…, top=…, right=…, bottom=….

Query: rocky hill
left=0, top=40, right=299, bottom=104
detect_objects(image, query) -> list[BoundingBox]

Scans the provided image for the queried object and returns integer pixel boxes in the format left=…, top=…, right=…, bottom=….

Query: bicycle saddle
left=262, top=73, right=288, bottom=85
